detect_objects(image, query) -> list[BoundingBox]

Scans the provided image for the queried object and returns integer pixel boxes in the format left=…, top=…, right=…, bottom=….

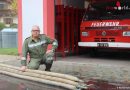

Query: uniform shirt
left=21, top=34, right=58, bottom=66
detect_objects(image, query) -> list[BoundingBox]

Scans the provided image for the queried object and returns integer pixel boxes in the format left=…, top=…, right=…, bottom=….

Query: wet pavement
left=1, top=74, right=130, bottom=90
left=86, top=79, right=130, bottom=90
left=0, top=74, right=67, bottom=90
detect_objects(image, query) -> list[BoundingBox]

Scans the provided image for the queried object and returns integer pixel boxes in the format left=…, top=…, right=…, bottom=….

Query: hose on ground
left=0, top=63, right=82, bottom=82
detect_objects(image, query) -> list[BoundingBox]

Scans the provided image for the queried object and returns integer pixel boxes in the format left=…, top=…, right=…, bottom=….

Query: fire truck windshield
left=83, top=1, right=130, bottom=21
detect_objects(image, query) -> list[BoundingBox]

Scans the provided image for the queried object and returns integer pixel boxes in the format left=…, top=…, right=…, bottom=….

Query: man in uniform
left=20, top=25, right=58, bottom=72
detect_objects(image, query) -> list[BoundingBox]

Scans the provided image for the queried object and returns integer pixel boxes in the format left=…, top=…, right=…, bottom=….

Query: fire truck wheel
left=89, top=48, right=99, bottom=57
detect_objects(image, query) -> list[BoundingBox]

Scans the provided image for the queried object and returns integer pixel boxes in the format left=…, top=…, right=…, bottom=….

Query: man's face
left=31, top=27, right=40, bottom=37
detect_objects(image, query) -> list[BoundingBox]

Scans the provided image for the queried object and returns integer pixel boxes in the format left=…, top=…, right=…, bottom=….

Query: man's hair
left=32, top=25, right=40, bottom=31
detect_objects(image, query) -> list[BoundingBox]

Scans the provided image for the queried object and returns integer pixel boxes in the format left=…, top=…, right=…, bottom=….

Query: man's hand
left=20, top=66, right=27, bottom=72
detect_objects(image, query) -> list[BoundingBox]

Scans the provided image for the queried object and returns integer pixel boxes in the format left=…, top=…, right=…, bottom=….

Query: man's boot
left=45, top=51, right=54, bottom=71
left=45, top=63, right=53, bottom=71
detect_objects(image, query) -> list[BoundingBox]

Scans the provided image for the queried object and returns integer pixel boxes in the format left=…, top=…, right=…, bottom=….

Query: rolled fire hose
left=0, top=63, right=87, bottom=90
left=0, top=63, right=82, bottom=82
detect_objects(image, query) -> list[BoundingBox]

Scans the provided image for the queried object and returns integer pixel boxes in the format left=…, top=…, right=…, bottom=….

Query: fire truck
left=78, top=0, right=130, bottom=54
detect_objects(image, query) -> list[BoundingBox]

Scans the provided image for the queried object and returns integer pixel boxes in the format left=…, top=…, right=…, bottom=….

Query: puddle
left=85, top=79, right=130, bottom=90
left=0, top=74, right=67, bottom=90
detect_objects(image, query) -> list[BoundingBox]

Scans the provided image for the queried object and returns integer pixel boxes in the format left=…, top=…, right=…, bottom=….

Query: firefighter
left=20, top=25, right=58, bottom=72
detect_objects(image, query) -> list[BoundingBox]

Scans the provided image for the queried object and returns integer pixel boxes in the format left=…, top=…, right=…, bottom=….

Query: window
left=0, top=4, right=4, bottom=9
left=4, top=18, right=13, bottom=24
left=83, top=1, right=130, bottom=21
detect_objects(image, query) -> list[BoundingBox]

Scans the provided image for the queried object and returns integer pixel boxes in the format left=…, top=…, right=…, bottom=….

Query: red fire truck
left=78, top=0, right=130, bottom=54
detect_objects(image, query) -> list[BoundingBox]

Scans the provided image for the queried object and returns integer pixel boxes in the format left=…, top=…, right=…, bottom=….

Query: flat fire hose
left=0, top=63, right=87, bottom=90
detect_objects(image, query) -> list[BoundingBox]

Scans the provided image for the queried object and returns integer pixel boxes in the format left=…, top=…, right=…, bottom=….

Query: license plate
left=97, top=43, right=109, bottom=47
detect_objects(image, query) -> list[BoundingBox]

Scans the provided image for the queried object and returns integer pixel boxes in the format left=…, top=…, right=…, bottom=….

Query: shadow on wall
left=0, top=28, right=18, bottom=48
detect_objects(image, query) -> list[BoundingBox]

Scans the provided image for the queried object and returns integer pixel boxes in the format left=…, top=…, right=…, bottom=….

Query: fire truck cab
left=78, top=0, right=130, bottom=53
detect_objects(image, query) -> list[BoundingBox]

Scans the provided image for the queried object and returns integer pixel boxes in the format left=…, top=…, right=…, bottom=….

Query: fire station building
left=18, top=0, right=129, bottom=56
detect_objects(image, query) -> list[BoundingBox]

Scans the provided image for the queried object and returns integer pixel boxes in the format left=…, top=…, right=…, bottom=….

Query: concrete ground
left=0, top=53, right=130, bottom=83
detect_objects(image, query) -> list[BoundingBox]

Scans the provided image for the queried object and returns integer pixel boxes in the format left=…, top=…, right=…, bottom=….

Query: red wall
left=18, top=0, right=22, bottom=55
left=43, top=0, right=55, bottom=39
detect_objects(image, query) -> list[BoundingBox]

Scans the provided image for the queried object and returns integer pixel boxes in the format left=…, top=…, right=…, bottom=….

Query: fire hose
left=0, top=63, right=87, bottom=90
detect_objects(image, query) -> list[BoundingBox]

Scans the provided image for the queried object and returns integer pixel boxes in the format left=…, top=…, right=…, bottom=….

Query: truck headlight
left=82, top=32, right=88, bottom=36
left=123, top=31, right=130, bottom=36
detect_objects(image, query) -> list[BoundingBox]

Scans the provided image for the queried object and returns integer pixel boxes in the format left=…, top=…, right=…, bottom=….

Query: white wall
left=22, top=0, right=44, bottom=43
left=13, top=17, right=18, bottom=24
left=0, top=18, right=4, bottom=23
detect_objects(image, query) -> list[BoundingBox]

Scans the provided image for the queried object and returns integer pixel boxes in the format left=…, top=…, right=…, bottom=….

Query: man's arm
left=52, top=39, right=58, bottom=51
left=45, top=36, right=58, bottom=51
left=20, top=39, right=28, bottom=71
